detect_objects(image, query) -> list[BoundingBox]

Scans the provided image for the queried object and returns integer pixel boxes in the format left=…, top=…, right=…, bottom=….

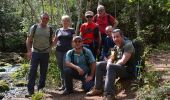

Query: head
left=105, top=26, right=113, bottom=37
left=61, top=15, right=71, bottom=28
left=72, top=36, right=83, bottom=50
left=112, top=29, right=124, bottom=46
left=40, top=13, right=49, bottom=27
left=85, top=11, right=94, bottom=22
left=97, top=5, right=105, bottom=16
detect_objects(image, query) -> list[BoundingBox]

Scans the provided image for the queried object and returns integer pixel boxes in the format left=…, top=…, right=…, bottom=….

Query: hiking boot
left=103, top=95, right=116, bottom=100
left=86, top=88, right=102, bottom=96
left=62, top=89, right=73, bottom=95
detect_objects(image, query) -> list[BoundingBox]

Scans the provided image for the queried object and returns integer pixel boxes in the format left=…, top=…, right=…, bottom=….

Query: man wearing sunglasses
left=63, top=36, right=96, bottom=95
left=87, top=29, right=135, bottom=100
left=80, top=11, right=101, bottom=59
left=26, top=13, right=54, bottom=96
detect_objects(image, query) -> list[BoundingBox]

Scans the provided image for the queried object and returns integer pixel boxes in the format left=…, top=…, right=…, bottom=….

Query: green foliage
left=11, top=64, right=29, bottom=80
left=31, top=91, right=44, bottom=100
left=45, top=49, right=60, bottom=88
left=0, top=80, right=9, bottom=92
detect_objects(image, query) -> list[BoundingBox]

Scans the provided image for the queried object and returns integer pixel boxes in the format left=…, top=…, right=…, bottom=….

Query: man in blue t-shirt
left=63, top=36, right=96, bottom=95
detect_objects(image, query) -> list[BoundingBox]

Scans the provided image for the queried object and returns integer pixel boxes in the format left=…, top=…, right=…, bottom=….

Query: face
left=40, top=14, right=49, bottom=26
left=72, top=39, right=83, bottom=49
left=112, top=32, right=123, bottom=46
left=62, top=18, right=70, bottom=28
left=106, top=28, right=113, bottom=37
left=85, top=15, right=93, bottom=22
left=97, top=9, right=105, bottom=16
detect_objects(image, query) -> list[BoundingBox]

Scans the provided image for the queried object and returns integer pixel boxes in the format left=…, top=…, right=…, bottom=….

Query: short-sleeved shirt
left=80, top=22, right=98, bottom=44
left=55, top=28, right=75, bottom=52
left=93, top=13, right=116, bottom=34
left=114, top=40, right=135, bottom=66
left=65, top=47, right=95, bottom=73
left=102, top=36, right=115, bottom=58
left=28, top=24, right=54, bottom=53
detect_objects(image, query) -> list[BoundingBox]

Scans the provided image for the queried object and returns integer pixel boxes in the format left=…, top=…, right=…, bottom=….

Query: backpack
left=70, top=48, right=90, bottom=69
left=32, top=24, right=53, bottom=45
left=132, top=39, right=145, bottom=78
left=93, top=14, right=112, bottom=26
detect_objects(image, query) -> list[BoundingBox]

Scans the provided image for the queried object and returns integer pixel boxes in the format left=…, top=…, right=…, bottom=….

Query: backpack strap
left=32, top=24, right=38, bottom=38
left=49, top=26, right=53, bottom=45
left=107, top=14, right=112, bottom=26
left=70, top=48, right=89, bottom=66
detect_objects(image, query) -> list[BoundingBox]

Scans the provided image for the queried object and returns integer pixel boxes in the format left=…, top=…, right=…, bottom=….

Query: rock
left=0, top=80, right=10, bottom=92
left=0, top=68, right=5, bottom=72
left=14, top=80, right=27, bottom=87
left=0, top=93, right=4, bottom=99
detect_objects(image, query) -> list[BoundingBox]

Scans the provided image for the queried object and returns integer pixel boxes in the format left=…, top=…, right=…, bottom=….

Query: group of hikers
left=26, top=4, right=136, bottom=100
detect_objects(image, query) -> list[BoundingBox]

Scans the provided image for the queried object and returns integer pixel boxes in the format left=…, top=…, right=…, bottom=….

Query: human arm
left=110, top=15, right=119, bottom=28
left=65, top=50, right=84, bottom=75
left=86, top=61, right=96, bottom=82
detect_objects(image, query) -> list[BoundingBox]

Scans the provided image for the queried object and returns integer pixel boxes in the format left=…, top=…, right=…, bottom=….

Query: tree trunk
left=75, top=0, right=83, bottom=35
left=25, top=0, right=38, bottom=22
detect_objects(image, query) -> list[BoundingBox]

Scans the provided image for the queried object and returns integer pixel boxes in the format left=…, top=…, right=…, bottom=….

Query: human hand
left=76, top=67, right=84, bottom=76
left=85, top=75, right=93, bottom=82
left=26, top=51, right=32, bottom=60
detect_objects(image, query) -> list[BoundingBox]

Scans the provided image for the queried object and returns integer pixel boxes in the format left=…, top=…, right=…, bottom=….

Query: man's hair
left=97, top=5, right=105, bottom=11
left=40, top=13, right=49, bottom=18
left=105, top=25, right=113, bottom=32
left=112, top=29, right=124, bottom=37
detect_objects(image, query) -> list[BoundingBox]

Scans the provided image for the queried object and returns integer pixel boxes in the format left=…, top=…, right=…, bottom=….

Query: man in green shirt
left=87, top=29, right=135, bottom=100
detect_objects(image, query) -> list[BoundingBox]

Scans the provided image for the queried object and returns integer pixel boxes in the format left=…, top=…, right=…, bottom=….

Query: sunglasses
left=86, top=16, right=93, bottom=18
left=74, top=40, right=82, bottom=43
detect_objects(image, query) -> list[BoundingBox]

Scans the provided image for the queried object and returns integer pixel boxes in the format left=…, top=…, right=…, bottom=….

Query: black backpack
left=132, top=39, right=145, bottom=78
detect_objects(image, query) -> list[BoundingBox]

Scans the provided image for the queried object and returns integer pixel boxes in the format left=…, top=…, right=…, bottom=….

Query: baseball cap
left=72, top=36, right=82, bottom=41
left=85, top=11, right=94, bottom=16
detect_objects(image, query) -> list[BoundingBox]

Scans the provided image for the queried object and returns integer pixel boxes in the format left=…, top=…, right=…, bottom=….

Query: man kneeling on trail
left=63, top=36, right=96, bottom=95
left=86, top=29, right=135, bottom=100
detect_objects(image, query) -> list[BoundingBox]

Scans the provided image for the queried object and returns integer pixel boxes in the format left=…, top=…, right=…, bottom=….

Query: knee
left=64, top=67, right=73, bottom=76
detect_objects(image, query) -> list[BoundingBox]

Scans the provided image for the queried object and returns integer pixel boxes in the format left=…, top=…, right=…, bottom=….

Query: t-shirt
left=65, top=47, right=95, bottom=73
left=93, top=13, right=116, bottom=34
left=55, top=28, right=75, bottom=52
left=28, top=24, right=54, bottom=53
left=114, top=40, right=135, bottom=66
left=80, top=22, right=98, bottom=44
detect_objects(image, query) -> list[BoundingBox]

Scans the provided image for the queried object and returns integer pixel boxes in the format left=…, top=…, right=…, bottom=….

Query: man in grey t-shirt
left=26, top=13, right=54, bottom=96
left=87, top=29, right=135, bottom=100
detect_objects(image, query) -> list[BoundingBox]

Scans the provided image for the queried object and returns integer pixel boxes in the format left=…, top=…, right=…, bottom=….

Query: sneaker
left=103, top=95, right=116, bottom=100
left=86, top=88, right=102, bottom=96
left=25, top=92, right=34, bottom=98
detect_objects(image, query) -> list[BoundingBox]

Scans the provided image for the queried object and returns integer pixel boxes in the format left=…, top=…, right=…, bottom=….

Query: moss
left=0, top=93, right=4, bottom=99
left=0, top=80, right=9, bottom=92
left=31, top=91, right=44, bottom=100
left=14, top=80, right=27, bottom=87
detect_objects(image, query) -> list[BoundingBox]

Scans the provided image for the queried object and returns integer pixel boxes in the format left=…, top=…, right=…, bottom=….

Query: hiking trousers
left=64, top=67, right=94, bottom=92
left=27, top=52, right=49, bottom=94
left=55, top=50, right=67, bottom=88
left=95, top=61, right=129, bottom=96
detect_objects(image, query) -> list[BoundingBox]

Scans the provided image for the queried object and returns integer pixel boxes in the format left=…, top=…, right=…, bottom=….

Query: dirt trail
left=10, top=50, right=170, bottom=100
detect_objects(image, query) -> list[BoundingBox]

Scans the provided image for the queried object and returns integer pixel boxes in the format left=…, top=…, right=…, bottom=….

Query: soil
left=7, top=50, right=170, bottom=100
